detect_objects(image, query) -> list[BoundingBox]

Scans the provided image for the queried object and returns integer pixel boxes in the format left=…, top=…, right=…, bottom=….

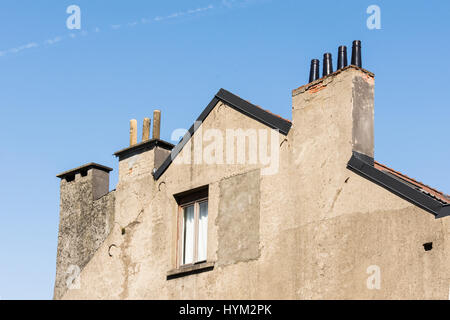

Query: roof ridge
left=237, top=95, right=292, bottom=124
left=254, top=104, right=292, bottom=124
left=216, top=89, right=292, bottom=134
left=153, top=88, right=292, bottom=180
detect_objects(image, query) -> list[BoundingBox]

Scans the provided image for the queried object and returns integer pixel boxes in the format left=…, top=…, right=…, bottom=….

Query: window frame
left=177, top=196, right=209, bottom=268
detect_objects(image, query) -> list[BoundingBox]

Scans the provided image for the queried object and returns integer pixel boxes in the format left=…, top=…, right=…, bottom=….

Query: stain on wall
left=217, top=169, right=261, bottom=266
left=352, top=76, right=374, bottom=158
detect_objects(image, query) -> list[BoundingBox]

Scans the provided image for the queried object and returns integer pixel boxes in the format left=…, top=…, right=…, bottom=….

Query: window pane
left=182, top=205, right=195, bottom=265
left=197, top=201, right=208, bottom=262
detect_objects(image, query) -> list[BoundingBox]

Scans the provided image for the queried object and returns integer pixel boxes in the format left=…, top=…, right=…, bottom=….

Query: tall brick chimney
left=290, top=65, right=375, bottom=223
left=112, top=115, right=173, bottom=227
left=292, top=65, right=374, bottom=162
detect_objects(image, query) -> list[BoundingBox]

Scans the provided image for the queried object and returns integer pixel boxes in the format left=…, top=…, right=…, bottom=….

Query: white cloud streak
left=145, top=4, right=214, bottom=24
left=45, top=36, right=62, bottom=45
left=0, top=3, right=235, bottom=58
left=2, top=42, right=39, bottom=56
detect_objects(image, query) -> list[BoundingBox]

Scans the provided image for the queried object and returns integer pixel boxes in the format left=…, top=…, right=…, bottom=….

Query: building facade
left=54, top=66, right=450, bottom=300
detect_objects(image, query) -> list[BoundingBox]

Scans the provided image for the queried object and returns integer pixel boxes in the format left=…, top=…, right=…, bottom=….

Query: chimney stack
left=337, top=45, right=348, bottom=70
left=153, top=110, right=161, bottom=140
left=130, top=119, right=137, bottom=146
left=309, top=59, right=320, bottom=83
left=142, top=118, right=151, bottom=142
left=351, top=40, right=362, bottom=68
left=54, top=163, right=113, bottom=299
left=323, top=53, right=333, bottom=77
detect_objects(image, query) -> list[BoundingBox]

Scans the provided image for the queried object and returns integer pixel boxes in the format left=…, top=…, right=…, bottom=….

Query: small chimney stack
left=142, top=118, right=151, bottom=142
left=153, top=110, right=161, bottom=140
left=323, top=53, right=333, bottom=77
left=351, top=40, right=362, bottom=68
left=130, top=119, right=137, bottom=146
left=337, top=45, right=348, bottom=70
left=309, top=59, right=320, bottom=83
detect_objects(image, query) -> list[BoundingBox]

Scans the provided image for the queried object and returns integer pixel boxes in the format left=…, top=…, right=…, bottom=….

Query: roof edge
left=153, top=88, right=292, bottom=180
left=114, top=139, right=174, bottom=160
left=56, top=162, right=113, bottom=179
left=347, top=151, right=448, bottom=218
left=292, top=65, right=374, bottom=97
left=216, top=89, right=292, bottom=135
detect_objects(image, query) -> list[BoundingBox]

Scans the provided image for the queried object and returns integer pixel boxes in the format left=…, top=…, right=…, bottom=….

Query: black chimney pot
left=337, top=45, right=348, bottom=70
left=323, top=53, right=333, bottom=77
left=351, top=40, right=362, bottom=68
left=309, top=59, right=320, bottom=83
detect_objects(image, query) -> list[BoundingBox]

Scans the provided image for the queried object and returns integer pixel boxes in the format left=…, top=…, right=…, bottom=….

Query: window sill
left=167, top=261, right=215, bottom=280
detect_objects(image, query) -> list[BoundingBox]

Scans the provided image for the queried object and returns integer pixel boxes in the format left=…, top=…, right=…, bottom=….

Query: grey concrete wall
left=154, top=147, right=171, bottom=169
left=54, top=168, right=115, bottom=300
left=352, top=75, right=375, bottom=158
left=57, top=67, right=449, bottom=300
left=217, top=169, right=261, bottom=266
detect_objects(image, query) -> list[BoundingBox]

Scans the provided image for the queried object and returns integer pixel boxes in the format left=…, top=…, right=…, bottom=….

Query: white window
left=179, top=194, right=208, bottom=266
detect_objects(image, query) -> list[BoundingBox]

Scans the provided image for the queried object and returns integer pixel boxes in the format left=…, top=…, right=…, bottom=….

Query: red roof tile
left=374, top=161, right=450, bottom=204
left=254, top=104, right=292, bottom=124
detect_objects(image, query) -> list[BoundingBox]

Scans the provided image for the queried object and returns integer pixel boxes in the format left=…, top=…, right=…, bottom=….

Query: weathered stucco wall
left=217, top=170, right=261, bottom=266
left=54, top=168, right=115, bottom=299
left=58, top=67, right=449, bottom=300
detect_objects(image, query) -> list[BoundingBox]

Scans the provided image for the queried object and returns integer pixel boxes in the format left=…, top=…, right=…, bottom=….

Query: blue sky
left=0, top=0, right=448, bottom=300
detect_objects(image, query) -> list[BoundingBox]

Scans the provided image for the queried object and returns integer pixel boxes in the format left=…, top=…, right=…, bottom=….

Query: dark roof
left=153, top=88, right=292, bottom=180
left=375, top=161, right=450, bottom=205
left=114, top=139, right=174, bottom=160
left=347, top=152, right=450, bottom=219
left=56, top=162, right=113, bottom=179
left=216, top=89, right=292, bottom=134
